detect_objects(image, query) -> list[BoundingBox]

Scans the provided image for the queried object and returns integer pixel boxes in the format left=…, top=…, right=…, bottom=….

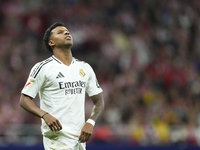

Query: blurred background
left=1, top=0, right=200, bottom=149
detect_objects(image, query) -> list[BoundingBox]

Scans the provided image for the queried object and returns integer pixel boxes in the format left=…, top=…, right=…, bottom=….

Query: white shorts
left=43, top=131, right=86, bottom=150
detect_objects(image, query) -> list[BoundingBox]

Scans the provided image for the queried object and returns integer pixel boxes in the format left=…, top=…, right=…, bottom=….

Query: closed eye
left=57, top=30, right=70, bottom=34
left=57, top=30, right=64, bottom=34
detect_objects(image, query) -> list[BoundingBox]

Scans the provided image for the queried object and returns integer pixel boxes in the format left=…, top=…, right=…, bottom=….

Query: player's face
left=49, top=26, right=73, bottom=49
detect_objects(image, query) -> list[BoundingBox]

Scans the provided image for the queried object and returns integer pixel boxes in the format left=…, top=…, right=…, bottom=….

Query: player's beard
left=64, top=42, right=73, bottom=50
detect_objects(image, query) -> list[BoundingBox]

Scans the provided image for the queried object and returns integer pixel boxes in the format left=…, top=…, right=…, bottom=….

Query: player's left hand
left=78, top=123, right=94, bottom=143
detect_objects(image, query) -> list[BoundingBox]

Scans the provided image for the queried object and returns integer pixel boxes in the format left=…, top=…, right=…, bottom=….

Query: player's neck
left=53, top=49, right=73, bottom=66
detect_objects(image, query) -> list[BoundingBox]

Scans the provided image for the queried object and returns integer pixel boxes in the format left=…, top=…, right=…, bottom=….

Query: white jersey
left=22, top=55, right=103, bottom=138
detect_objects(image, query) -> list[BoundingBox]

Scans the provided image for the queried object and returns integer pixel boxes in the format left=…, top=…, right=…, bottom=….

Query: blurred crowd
left=1, top=0, right=200, bottom=146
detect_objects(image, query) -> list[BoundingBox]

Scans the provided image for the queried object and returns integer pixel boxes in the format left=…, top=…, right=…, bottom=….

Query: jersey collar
left=52, top=55, right=74, bottom=65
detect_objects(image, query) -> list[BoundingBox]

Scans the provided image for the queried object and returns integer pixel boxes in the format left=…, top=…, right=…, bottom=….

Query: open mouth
left=65, top=36, right=71, bottom=40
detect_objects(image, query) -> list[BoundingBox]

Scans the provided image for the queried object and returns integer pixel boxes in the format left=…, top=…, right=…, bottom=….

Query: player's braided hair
left=43, top=22, right=65, bottom=52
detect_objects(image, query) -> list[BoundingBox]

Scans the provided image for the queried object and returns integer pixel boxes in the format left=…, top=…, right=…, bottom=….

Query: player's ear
left=49, top=40, right=55, bottom=47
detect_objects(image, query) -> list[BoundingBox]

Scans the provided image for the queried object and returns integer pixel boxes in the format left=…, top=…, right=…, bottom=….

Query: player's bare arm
left=20, top=94, right=46, bottom=118
left=89, top=93, right=105, bottom=122
left=79, top=93, right=104, bottom=143
left=20, top=94, right=62, bottom=131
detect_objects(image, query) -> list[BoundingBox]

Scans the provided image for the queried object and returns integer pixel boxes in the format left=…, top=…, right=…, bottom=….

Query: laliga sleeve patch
left=29, top=78, right=35, bottom=82
left=24, top=82, right=31, bottom=89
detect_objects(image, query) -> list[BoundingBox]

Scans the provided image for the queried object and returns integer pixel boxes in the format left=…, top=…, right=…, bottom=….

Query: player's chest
left=47, top=67, right=88, bottom=87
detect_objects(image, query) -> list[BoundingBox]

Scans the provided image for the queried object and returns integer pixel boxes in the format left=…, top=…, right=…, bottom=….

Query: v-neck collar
left=52, top=55, right=74, bottom=66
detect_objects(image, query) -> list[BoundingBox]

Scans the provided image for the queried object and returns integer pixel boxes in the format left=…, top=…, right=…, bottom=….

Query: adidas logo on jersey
left=56, top=72, right=65, bottom=78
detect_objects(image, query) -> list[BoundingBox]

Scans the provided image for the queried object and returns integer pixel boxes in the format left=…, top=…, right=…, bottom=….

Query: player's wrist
left=86, top=119, right=95, bottom=126
left=41, top=112, right=49, bottom=118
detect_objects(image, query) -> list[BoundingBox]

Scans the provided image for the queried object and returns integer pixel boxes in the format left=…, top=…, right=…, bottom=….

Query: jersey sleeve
left=21, top=63, right=46, bottom=99
left=86, top=64, right=103, bottom=97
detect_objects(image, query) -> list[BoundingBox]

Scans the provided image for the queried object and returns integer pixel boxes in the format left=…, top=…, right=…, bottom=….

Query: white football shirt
left=22, top=55, right=103, bottom=138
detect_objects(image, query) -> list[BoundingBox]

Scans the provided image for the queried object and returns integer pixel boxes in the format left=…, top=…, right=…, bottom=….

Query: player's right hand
left=43, top=114, right=62, bottom=131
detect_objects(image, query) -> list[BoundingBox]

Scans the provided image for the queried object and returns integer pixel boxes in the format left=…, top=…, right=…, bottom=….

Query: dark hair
left=43, top=22, right=65, bottom=52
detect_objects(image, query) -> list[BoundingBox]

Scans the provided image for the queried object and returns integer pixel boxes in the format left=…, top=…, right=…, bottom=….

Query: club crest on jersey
left=79, top=69, right=85, bottom=77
